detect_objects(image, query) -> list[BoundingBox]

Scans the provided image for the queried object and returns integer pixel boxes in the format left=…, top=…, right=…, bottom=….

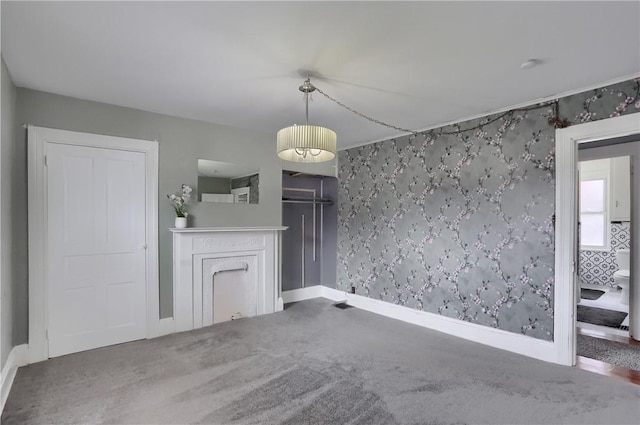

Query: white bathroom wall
left=579, top=158, right=610, bottom=175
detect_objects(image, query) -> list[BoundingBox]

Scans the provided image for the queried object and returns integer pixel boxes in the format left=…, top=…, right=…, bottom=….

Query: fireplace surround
left=170, top=227, right=286, bottom=331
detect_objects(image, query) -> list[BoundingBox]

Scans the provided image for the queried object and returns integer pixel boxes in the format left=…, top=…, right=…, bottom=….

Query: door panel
left=282, top=202, right=305, bottom=291
left=47, top=143, right=147, bottom=357
left=282, top=201, right=321, bottom=290
left=303, top=203, right=322, bottom=286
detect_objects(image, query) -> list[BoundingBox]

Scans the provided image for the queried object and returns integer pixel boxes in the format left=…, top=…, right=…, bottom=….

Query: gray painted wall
left=12, top=88, right=336, bottom=347
left=198, top=175, right=231, bottom=198
left=1, top=58, right=17, bottom=369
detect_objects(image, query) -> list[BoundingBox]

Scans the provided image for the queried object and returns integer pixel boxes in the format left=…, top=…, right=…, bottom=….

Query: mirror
left=197, top=159, right=259, bottom=204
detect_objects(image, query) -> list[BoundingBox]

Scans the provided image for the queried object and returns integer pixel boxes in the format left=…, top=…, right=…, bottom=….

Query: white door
left=47, top=143, right=147, bottom=357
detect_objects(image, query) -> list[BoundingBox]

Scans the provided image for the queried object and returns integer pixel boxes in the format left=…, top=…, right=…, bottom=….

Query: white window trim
left=578, top=170, right=610, bottom=252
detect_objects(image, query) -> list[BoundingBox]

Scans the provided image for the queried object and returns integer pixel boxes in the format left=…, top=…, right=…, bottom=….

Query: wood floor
left=575, top=327, right=640, bottom=385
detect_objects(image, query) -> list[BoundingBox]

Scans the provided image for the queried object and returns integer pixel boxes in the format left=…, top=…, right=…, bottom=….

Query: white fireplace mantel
left=170, top=226, right=287, bottom=332
left=170, top=226, right=288, bottom=234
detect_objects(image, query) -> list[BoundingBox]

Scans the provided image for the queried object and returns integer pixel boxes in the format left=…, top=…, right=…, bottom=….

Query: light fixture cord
left=305, top=91, right=309, bottom=124
left=312, top=84, right=418, bottom=136
left=307, top=78, right=562, bottom=140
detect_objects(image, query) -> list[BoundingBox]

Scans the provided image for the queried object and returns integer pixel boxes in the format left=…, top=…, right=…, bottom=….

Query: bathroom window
left=579, top=176, right=609, bottom=251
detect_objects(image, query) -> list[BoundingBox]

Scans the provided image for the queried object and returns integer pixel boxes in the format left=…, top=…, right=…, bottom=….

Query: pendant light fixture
left=277, top=78, right=337, bottom=163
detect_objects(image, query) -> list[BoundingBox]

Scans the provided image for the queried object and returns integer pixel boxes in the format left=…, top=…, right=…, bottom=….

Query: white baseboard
left=321, top=287, right=558, bottom=364
left=1, top=344, right=29, bottom=414
left=282, top=286, right=324, bottom=304
left=157, top=317, right=175, bottom=337
left=320, top=286, right=349, bottom=302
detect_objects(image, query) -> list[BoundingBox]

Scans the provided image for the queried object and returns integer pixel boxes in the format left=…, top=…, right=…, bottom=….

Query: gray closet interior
left=281, top=171, right=338, bottom=291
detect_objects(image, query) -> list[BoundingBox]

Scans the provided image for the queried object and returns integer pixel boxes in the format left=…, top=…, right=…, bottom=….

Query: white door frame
left=554, top=113, right=640, bottom=366
left=27, top=125, right=159, bottom=363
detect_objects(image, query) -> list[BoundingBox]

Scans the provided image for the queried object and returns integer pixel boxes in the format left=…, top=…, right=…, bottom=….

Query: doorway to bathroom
left=575, top=140, right=640, bottom=375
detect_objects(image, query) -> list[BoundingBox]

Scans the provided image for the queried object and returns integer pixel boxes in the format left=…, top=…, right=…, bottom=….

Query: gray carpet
left=577, top=334, right=640, bottom=371
left=3, top=299, right=640, bottom=425
left=577, top=304, right=628, bottom=328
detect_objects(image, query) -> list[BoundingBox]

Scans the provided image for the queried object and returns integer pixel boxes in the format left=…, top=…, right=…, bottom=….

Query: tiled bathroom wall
left=579, top=222, right=631, bottom=287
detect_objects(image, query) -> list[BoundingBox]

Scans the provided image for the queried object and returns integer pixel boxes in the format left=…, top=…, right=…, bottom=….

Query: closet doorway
left=281, top=171, right=338, bottom=292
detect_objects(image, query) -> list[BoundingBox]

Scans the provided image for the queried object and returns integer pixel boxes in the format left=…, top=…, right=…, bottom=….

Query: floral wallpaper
left=337, top=78, right=640, bottom=341
left=231, top=173, right=259, bottom=204
left=580, top=223, right=630, bottom=288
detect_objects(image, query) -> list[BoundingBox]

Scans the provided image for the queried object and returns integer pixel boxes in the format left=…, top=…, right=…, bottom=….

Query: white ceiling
left=2, top=1, right=639, bottom=150
left=198, top=159, right=257, bottom=179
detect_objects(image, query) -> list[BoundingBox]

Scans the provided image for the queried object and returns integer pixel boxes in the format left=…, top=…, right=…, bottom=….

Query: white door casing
left=47, top=144, right=147, bottom=357
left=28, top=126, right=159, bottom=362
left=555, top=112, right=640, bottom=366
left=579, top=142, right=640, bottom=339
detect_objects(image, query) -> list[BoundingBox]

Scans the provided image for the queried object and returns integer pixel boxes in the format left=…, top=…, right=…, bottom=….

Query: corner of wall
left=1, top=55, right=18, bottom=370
left=0, top=344, right=29, bottom=414
left=320, top=287, right=559, bottom=364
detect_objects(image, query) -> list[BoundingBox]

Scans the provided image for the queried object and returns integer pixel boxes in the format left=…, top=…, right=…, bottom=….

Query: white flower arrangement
left=167, top=184, right=193, bottom=217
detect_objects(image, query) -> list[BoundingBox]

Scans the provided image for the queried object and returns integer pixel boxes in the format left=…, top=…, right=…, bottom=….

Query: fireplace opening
left=202, top=258, right=258, bottom=326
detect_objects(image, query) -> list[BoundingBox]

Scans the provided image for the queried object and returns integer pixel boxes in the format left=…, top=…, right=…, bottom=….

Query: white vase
left=175, top=217, right=187, bottom=229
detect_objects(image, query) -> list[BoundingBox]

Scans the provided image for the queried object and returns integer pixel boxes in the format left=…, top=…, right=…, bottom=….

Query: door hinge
left=44, top=155, right=47, bottom=166
left=45, top=329, right=49, bottom=340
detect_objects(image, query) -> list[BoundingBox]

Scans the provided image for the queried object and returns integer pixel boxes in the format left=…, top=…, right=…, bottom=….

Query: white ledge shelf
left=170, top=226, right=287, bottom=233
